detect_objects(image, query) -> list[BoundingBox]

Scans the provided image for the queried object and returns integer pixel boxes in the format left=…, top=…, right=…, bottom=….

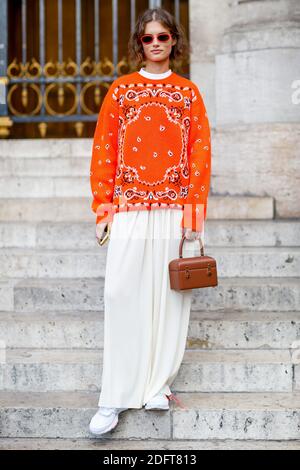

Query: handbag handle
left=179, top=233, right=204, bottom=258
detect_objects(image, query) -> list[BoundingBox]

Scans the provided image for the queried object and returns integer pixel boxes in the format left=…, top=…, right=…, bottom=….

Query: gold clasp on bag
left=207, top=263, right=212, bottom=276
left=184, top=268, right=190, bottom=279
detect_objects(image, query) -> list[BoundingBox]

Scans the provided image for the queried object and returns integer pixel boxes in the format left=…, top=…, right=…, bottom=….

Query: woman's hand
left=183, top=227, right=203, bottom=240
left=96, top=221, right=112, bottom=244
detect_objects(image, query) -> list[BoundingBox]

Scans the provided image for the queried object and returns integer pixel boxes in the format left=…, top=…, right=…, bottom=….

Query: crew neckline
left=138, top=67, right=173, bottom=80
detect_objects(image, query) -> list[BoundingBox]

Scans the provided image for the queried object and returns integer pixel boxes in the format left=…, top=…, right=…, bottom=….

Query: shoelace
left=165, top=392, right=187, bottom=410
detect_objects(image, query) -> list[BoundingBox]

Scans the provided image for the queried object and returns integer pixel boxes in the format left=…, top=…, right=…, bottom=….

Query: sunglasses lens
left=158, top=34, right=170, bottom=42
left=141, top=35, right=153, bottom=44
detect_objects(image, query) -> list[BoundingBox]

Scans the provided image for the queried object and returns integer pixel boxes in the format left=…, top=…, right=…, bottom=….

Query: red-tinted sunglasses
left=140, top=33, right=172, bottom=45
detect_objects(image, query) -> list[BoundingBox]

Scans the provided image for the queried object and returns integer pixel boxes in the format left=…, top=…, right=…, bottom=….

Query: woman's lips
left=151, top=50, right=162, bottom=54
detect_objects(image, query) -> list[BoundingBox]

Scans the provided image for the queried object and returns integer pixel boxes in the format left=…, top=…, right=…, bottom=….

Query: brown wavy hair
left=128, top=7, right=190, bottom=69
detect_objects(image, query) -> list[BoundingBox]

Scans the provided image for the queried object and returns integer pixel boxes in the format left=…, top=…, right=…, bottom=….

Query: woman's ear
left=171, top=34, right=177, bottom=48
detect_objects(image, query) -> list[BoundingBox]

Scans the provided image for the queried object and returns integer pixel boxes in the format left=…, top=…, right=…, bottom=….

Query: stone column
left=214, top=0, right=300, bottom=218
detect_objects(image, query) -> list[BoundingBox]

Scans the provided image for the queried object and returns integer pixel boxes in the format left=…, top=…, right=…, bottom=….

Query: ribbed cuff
left=180, top=202, right=206, bottom=232
left=93, top=202, right=114, bottom=225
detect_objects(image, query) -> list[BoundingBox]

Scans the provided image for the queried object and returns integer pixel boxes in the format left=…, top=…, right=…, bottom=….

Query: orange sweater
left=90, top=67, right=211, bottom=232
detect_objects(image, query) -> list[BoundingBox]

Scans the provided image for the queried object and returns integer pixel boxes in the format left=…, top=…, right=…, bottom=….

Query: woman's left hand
left=183, top=227, right=203, bottom=240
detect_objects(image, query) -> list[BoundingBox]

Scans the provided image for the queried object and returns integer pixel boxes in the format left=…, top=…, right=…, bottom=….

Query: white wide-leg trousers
left=98, top=208, right=198, bottom=409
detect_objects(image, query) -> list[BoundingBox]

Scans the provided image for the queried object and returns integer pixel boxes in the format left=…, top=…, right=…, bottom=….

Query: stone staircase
left=0, top=139, right=300, bottom=450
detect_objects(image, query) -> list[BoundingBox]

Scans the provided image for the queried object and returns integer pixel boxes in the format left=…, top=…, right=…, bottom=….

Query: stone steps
left=1, top=437, right=300, bottom=450
left=0, top=219, right=299, bottom=249
left=0, top=140, right=299, bottom=444
left=1, top=310, right=300, bottom=350
left=0, top=176, right=93, bottom=198
left=0, top=157, right=89, bottom=177
left=0, top=347, right=298, bottom=393
left=1, top=276, right=299, bottom=312
left=0, top=138, right=93, bottom=158
left=1, top=390, right=300, bottom=440
left=0, top=246, right=299, bottom=278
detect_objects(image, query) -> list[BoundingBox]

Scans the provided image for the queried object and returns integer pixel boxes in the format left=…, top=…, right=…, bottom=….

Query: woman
left=89, top=7, right=211, bottom=436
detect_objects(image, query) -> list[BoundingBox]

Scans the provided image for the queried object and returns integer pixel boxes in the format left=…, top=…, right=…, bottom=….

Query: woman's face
left=141, top=20, right=177, bottom=64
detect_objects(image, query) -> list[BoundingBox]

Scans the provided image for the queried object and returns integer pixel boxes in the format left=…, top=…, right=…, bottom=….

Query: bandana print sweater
left=89, top=67, right=211, bottom=232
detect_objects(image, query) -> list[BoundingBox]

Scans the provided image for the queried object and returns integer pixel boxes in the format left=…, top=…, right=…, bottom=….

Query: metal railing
left=0, top=0, right=188, bottom=138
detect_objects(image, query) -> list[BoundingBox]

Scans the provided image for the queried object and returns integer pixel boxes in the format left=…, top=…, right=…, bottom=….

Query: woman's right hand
left=96, top=222, right=111, bottom=244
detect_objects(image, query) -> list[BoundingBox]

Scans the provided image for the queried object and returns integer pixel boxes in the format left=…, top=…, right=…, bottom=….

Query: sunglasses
left=140, top=33, right=172, bottom=45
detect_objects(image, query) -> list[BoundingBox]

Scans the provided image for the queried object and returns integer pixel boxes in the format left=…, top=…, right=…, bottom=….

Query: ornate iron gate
left=0, top=0, right=189, bottom=138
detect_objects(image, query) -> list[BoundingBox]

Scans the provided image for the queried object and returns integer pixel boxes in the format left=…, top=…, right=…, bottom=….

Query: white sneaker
left=89, top=407, right=128, bottom=436
left=144, top=392, right=170, bottom=410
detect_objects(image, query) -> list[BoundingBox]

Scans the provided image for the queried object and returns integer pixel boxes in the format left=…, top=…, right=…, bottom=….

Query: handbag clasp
left=207, top=263, right=212, bottom=276
left=184, top=268, right=190, bottom=279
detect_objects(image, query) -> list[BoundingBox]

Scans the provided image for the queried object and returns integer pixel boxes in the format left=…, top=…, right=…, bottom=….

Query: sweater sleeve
left=89, top=82, right=119, bottom=225
left=181, top=85, right=211, bottom=233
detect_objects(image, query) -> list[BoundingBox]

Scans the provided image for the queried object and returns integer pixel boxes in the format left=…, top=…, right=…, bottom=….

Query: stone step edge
left=1, top=309, right=300, bottom=321
left=0, top=347, right=297, bottom=364
left=0, top=245, right=300, bottom=258
left=1, top=390, right=300, bottom=410
left=1, top=246, right=300, bottom=254
left=0, top=218, right=299, bottom=224
left=8, top=276, right=300, bottom=287
left=0, top=438, right=300, bottom=449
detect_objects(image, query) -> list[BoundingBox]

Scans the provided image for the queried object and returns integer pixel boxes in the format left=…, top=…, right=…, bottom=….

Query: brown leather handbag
left=169, top=235, right=218, bottom=291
